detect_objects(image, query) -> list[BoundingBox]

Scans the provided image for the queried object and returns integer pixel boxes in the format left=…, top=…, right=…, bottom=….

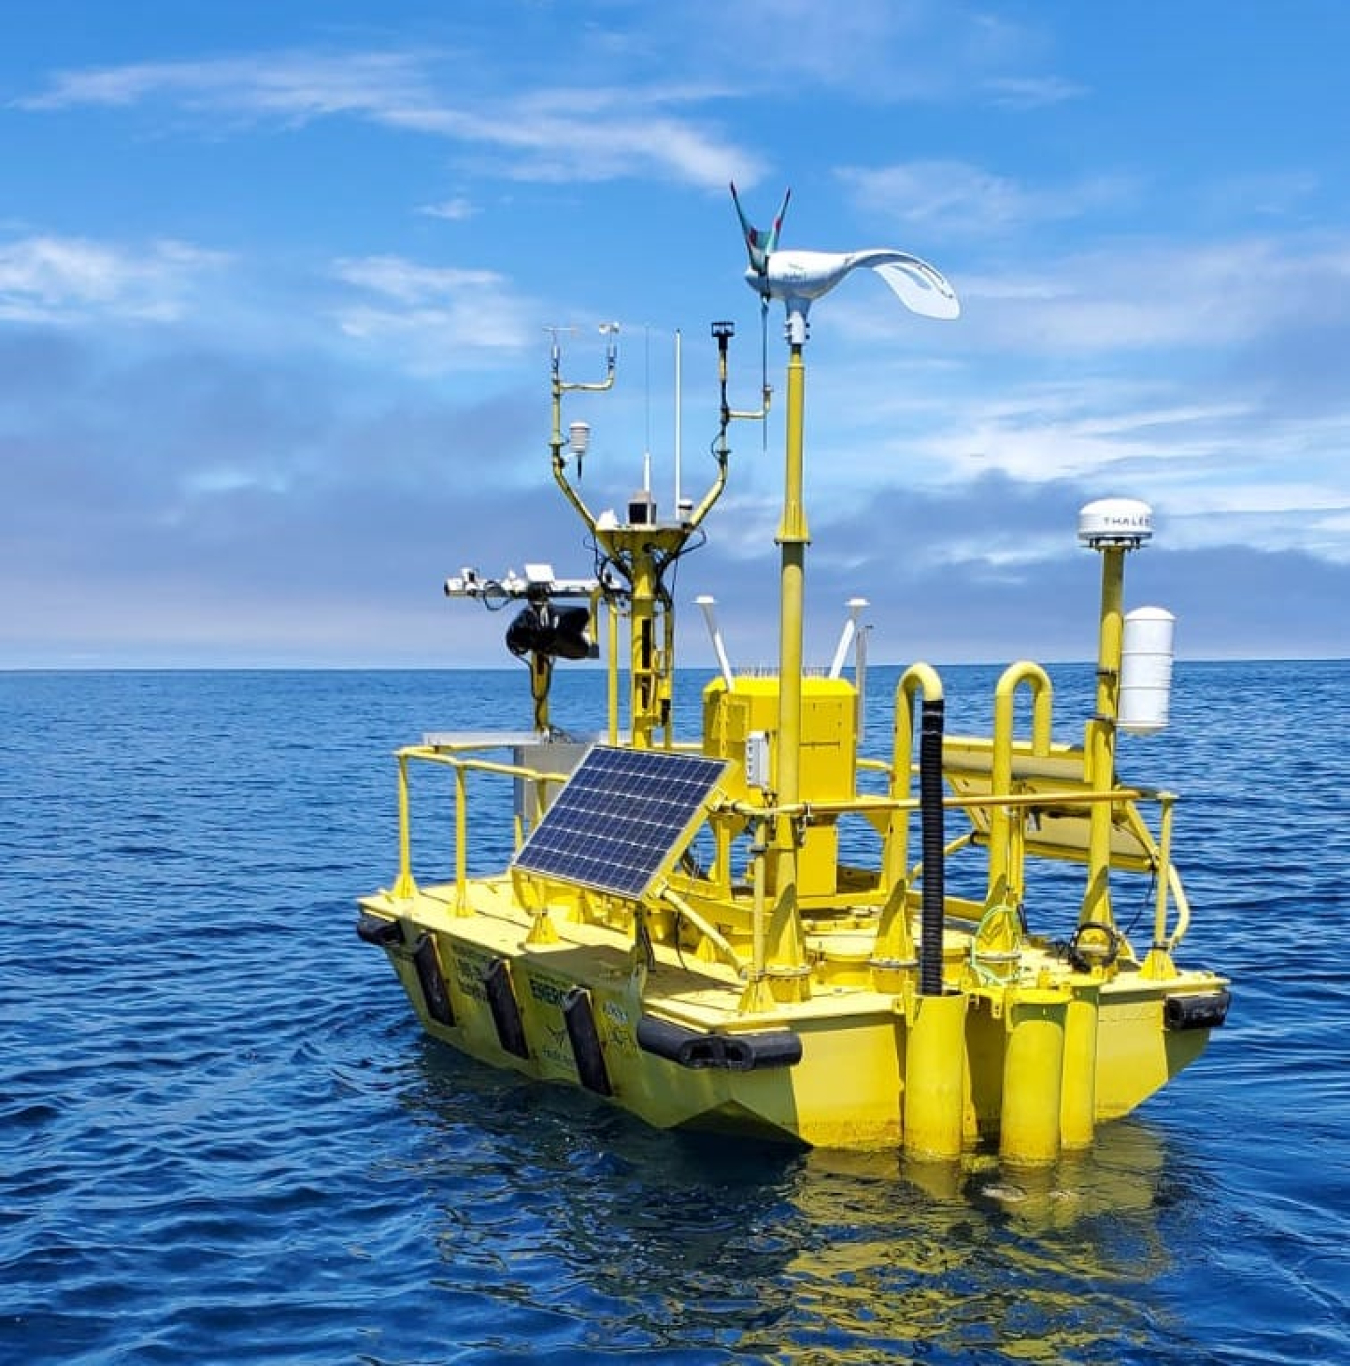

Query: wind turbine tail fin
left=871, top=257, right=960, bottom=320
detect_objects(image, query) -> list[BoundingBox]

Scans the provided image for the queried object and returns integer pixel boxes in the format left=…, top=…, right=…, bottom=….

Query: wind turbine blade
left=729, top=181, right=768, bottom=274
left=729, top=181, right=753, bottom=237
left=765, top=187, right=791, bottom=254
left=870, top=258, right=960, bottom=320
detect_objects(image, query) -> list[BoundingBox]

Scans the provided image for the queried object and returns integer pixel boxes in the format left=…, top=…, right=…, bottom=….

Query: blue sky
left=3, top=0, right=1348, bottom=670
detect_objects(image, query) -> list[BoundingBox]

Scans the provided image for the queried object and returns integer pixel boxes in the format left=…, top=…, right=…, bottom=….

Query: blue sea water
left=2, top=661, right=1347, bottom=1365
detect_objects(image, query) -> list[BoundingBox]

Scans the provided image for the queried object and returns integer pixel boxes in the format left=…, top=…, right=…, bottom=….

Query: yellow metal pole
left=767, top=340, right=809, bottom=980
left=629, top=552, right=656, bottom=750
left=738, top=814, right=776, bottom=1013
left=392, top=752, right=418, bottom=899
left=661, top=591, right=676, bottom=749
left=607, top=596, right=620, bottom=745
left=1082, top=545, right=1124, bottom=928
left=530, top=653, right=551, bottom=735
left=1155, top=794, right=1176, bottom=947
left=454, top=764, right=468, bottom=913
left=776, top=341, right=808, bottom=815
left=752, top=814, right=768, bottom=979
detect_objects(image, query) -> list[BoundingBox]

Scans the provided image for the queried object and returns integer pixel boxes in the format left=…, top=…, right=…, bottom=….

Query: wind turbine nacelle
left=746, top=248, right=959, bottom=321
left=750, top=252, right=859, bottom=301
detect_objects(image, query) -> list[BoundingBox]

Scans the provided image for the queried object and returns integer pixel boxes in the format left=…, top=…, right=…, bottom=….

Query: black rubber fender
left=483, top=958, right=530, bottom=1058
left=636, top=1016, right=801, bottom=1070
left=562, top=987, right=613, bottom=1096
left=412, top=934, right=454, bottom=1027
left=356, top=911, right=403, bottom=947
left=1164, top=989, right=1231, bottom=1031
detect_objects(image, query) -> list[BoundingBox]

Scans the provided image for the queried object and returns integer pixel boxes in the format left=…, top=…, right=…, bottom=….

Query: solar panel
left=511, top=745, right=727, bottom=899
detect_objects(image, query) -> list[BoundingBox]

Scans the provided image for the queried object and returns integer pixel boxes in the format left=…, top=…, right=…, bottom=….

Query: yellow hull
left=358, top=875, right=1227, bottom=1158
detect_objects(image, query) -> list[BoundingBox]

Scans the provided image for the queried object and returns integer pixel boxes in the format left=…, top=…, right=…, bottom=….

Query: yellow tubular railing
left=988, top=661, right=1054, bottom=906
left=884, top=664, right=945, bottom=888
left=392, top=752, right=418, bottom=900
left=454, top=766, right=468, bottom=911
left=391, top=747, right=573, bottom=909
left=1140, top=794, right=1188, bottom=979
left=388, top=738, right=1190, bottom=956
left=1150, top=793, right=1189, bottom=952
left=1167, top=864, right=1191, bottom=947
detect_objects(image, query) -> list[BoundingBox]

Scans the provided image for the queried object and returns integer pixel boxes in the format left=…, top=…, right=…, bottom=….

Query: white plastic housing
left=1119, top=606, right=1176, bottom=734
left=1078, top=498, right=1153, bottom=548
left=745, top=731, right=770, bottom=789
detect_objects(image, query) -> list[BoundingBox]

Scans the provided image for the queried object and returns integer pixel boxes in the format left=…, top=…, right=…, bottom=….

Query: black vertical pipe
left=919, top=698, right=946, bottom=995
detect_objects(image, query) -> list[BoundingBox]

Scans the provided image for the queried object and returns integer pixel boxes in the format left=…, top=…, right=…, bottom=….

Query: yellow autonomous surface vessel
left=356, top=191, right=1229, bottom=1161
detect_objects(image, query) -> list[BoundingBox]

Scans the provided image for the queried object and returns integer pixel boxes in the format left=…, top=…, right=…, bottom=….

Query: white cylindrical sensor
left=1119, top=606, right=1175, bottom=734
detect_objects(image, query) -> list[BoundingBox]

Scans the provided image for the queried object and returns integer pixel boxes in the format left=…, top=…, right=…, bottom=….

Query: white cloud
left=16, top=51, right=432, bottom=120
left=658, top=0, right=1076, bottom=106
left=0, top=234, right=227, bottom=323
left=331, top=253, right=536, bottom=369
left=944, top=232, right=1350, bottom=354
left=983, top=74, right=1087, bottom=108
left=17, top=50, right=759, bottom=190
left=1165, top=500, right=1350, bottom=563
left=839, top=160, right=1136, bottom=237
left=334, top=256, right=506, bottom=302
left=418, top=198, right=477, bottom=221
left=392, top=95, right=758, bottom=187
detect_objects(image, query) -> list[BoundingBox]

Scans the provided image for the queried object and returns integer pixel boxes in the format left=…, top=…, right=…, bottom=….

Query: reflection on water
left=399, top=1039, right=1194, bottom=1364
left=5, top=665, right=1339, bottom=1366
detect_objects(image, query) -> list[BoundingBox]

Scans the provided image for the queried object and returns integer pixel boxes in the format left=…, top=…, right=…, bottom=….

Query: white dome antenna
left=1078, top=498, right=1153, bottom=551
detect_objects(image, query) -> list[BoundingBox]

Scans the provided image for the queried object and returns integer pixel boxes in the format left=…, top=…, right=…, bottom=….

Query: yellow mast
left=1082, top=544, right=1125, bottom=927
left=767, top=339, right=810, bottom=980
left=1077, top=498, right=1154, bottom=929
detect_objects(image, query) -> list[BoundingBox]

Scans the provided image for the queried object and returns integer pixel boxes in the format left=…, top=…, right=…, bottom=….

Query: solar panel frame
left=511, top=745, right=728, bottom=899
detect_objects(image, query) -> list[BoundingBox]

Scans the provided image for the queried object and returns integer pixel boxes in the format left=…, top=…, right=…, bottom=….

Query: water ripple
left=1, top=665, right=1346, bottom=1365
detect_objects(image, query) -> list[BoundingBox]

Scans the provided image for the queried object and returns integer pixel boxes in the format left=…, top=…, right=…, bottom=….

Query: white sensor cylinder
left=1119, top=606, right=1175, bottom=734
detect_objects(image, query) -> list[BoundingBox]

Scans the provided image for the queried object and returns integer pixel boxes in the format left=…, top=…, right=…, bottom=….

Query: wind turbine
left=725, top=186, right=959, bottom=955
left=730, top=182, right=959, bottom=342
